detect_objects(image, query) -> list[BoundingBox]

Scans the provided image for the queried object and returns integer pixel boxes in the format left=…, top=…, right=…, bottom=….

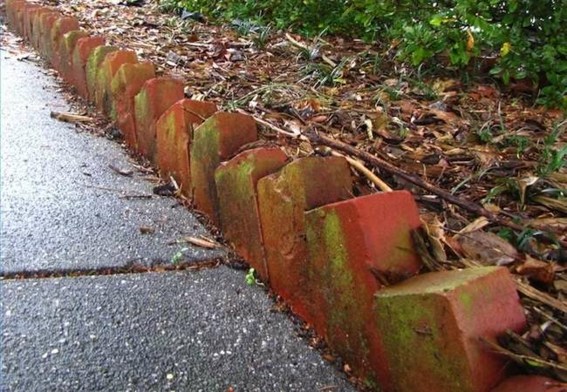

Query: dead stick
left=307, top=130, right=567, bottom=248
left=331, top=151, right=392, bottom=192
left=50, top=111, right=93, bottom=123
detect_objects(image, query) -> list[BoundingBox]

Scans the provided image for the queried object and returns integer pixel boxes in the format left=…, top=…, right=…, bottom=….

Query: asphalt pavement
left=0, top=39, right=355, bottom=392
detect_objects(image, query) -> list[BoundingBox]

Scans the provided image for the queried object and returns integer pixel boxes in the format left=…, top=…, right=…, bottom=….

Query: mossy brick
left=85, top=46, right=118, bottom=104
left=190, top=112, right=258, bottom=224
left=95, top=50, right=138, bottom=115
left=14, top=2, right=28, bottom=35
left=304, top=191, right=423, bottom=388
left=6, top=0, right=26, bottom=34
left=215, top=148, right=288, bottom=279
left=375, top=267, right=527, bottom=392
left=22, top=4, right=43, bottom=41
left=71, top=36, right=105, bottom=99
left=5, top=0, right=21, bottom=29
left=110, top=62, right=156, bottom=148
left=4, top=0, right=17, bottom=31
left=30, top=8, right=56, bottom=51
left=37, top=12, right=60, bottom=59
left=492, top=376, right=566, bottom=392
left=155, top=99, right=218, bottom=195
left=134, top=77, right=184, bottom=162
left=49, top=16, right=79, bottom=69
left=58, top=30, right=89, bottom=85
left=257, top=156, right=353, bottom=319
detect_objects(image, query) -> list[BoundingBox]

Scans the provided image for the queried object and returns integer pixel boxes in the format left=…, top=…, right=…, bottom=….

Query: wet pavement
left=0, top=43, right=355, bottom=392
left=2, top=270, right=353, bottom=392
left=0, top=47, right=222, bottom=274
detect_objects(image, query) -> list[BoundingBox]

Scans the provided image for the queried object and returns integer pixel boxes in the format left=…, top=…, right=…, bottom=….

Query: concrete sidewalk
left=0, top=46, right=355, bottom=391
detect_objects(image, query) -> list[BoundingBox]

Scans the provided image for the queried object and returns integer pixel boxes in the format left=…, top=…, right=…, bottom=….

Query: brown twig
left=330, top=151, right=392, bottom=192
left=50, top=111, right=94, bottom=123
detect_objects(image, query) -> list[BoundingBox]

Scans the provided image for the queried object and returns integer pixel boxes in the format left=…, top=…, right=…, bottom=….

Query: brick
left=492, top=376, right=566, bottom=392
left=49, top=16, right=79, bottom=69
left=257, top=156, right=353, bottom=318
left=95, top=50, right=138, bottom=115
left=375, top=267, right=527, bottom=392
left=5, top=0, right=19, bottom=29
left=6, top=0, right=26, bottom=34
left=85, top=46, right=118, bottom=104
left=110, top=62, right=156, bottom=148
left=22, top=4, right=43, bottom=41
left=15, top=2, right=28, bottom=35
left=215, top=148, right=288, bottom=278
left=155, top=99, right=218, bottom=195
left=30, top=8, right=55, bottom=51
left=304, top=191, right=423, bottom=387
left=37, top=12, right=60, bottom=59
left=71, top=36, right=105, bottom=99
left=190, top=113, right=258, bottom=223
left=58, top=30, right=89, bottom=85
left=134, top=77, right=184, bottom=161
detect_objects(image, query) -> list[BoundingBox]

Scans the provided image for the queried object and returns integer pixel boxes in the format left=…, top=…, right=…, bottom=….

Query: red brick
left=49, top=16, right=79, bottom=69
left=155, top=99, right=218, bottom=195
left=58, top=30, right=89, bottom=85
left=304, top=191, right=423, bottom=387
left=110, top=62, right=156, bottom=148
left=37, top=12, right=60, bottom=59
left=134, top=77, right=184, bottom=161
left=6, top=0, right=26, bottom=34
left=215, top=148, right=288, bottom=278
left=22, top=4, right=43, bottom=41
left=190, top=113, right=258, bottom=223
left=31, top=8, right=56, bottom=51
left=257, top=156, right=353, bottom=318
left=5, top=0, right=20, bottom=29
left=375, top=267, right=527, bottom=392
left=95, top=50, right=138, bottom=115
left=86, top=46, right=118, bottom=103
left=71, top=36, right=105, bottom=99
left=15, top=2, right=28, bottom=35
left=492, top=376, right=566, bottom=392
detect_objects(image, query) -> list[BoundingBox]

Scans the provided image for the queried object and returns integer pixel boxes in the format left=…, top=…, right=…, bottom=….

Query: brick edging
left=5, top=2, right=546, bottom=391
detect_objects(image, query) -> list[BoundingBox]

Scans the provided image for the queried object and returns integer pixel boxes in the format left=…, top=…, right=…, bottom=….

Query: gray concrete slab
left=1, top=269, right=354, bottom=391
left=0, top=49, right=223, bottom=274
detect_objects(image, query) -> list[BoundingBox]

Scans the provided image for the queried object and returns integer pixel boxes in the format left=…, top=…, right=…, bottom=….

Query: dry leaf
left=457, top=230, right=518, bottom=266
left=458, top=217, right=490, bottom=235
left=516, top=255, right=556, bottom=285
left=533, top=196, right=567, bottom=215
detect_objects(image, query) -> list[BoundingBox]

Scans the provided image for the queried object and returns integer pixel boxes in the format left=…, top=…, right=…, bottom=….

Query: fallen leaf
left=516, top=255, right=556, bottom=285
left=456, top=230, right=518, bottom=266
left=458, top=217, right=490, bottom=235
left=533, top=196, right=567, bottom=215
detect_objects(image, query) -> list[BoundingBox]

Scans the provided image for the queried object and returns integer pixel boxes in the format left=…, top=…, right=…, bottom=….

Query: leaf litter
left=21, top=0, right=567, bottom=383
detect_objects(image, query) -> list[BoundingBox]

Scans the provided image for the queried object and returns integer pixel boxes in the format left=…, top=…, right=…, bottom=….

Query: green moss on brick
left=376, top=291, right=472, bottom=391
left=190, top=116, right=222, bottom=220
left=86, top=46, right=117, bottom=100
left=134, top=89, right=150, bottom=126
left=323, top=211, right=357, bottom=334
